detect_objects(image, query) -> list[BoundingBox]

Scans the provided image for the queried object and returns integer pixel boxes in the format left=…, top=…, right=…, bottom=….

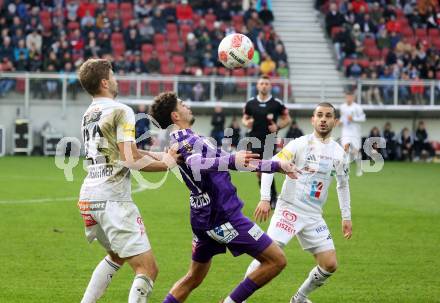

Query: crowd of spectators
left=0, top=0, right=289, bottom=99
left=366, top=120, right=438, bottom=162
left=322, top=0, right=440, bottom=104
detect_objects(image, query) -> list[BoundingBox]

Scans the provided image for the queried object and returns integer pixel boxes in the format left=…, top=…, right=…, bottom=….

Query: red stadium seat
left=365, top=47, right=381, bottom=60
left=168, top=40, right=183, bottom=53
left=331, top=26, right=343, bottom=38
left=433, top=38, right=440, bottom=50
left=160, top=64, right=173, bottom=75
left=428, top=28, right=439, bottom=41
left=106, top=2, right=118, bottom=20
left=172, top=55, right=185, bottom=66
left=167, top=32, right=179, bottom=42
left=67, top=21, right=80, bottom=31
left=141, top=52, right=151, bottom=63
left=415, top=28, right=428, bottom=41
left=166, top=23, right=178, bottom=34
left=203, top=67, right=213, bottom=75
left=15, top=78, right=25, bottom=93
left=205, top=13, right=216, bottom=24
left=163, top=81, right=174, bottom=91
left=381, top=47, right=390, bottom=58
left=141, top=44, right=153, bottom=54
left=154, top=34, right=166, bottom=45
left=120, top=2, right=132, bottom=12
left=401, top=26, right=413, bottom=38
left=148, top=81, right=161, bottom=95
left=436, top=71, right=440, bottom=80
left=111, top=32, right=124, bottom=44
left=155, top=42, right=167, bottom=53
left=217, top=67, right=227, bottom=76
left=192, top=14, right=202, bottom=27
left=118, top=80, right=131, bottom=96
left=39, top=11, right=52, bottom=30
left=180, top=24, right=192, bottom=41
left=173, top=63, right=185, bottom=74
left=112, top=43, right=125, bottom=57
left=363, top=37, right=376, bottom=48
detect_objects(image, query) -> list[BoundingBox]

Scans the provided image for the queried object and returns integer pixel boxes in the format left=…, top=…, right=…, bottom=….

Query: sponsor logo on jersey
left=77, top=201, right=106, bottom=211
left=282, top=210, right=297, bottom=222
left=315, top=225, right=328, bottom=233
left=310, top=180, right=324, bottom=199
left=276, top=221, right=295, bottom=234
left=190, top=193, right=211, bottom=209
left=248, top=224, right=264, bottom=241
left=137, top=216, right=145, bottom=235
left=207, top=222, right=239, bottom=244
left=88, top=165, right=114, bottom=179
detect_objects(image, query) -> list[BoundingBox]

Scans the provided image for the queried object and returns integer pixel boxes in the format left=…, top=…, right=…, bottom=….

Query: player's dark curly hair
left=149, top=91, right=178, bottom=129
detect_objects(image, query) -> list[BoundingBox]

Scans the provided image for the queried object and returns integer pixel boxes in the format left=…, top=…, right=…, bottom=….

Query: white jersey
left=79, top=97, right=136, bottom=202
left=340, top=102, right=366, bottom=139
left=261, top=134, right=351, bottom=220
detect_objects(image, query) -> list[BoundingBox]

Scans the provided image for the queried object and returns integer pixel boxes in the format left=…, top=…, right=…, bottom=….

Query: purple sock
left=163, top=293, right=179, bottom=303
left=229, top=277, right=260, bottom=303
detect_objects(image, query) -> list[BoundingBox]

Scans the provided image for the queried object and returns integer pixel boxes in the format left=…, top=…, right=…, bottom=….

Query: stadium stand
left=321, top=0, right=440, bottom=84
left=0, top=0, right=289, bottom=79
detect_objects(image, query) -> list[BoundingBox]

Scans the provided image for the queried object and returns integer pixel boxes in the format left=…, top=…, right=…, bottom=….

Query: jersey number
left=83, top=123, right=109, bottom=165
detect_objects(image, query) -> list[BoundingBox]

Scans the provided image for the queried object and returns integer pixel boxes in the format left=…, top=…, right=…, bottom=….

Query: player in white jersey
left=244, top=103, right=352, bottom=303
left=77, top=59, right=177, bottom=303
left=339, top=89, right=366, bottom=176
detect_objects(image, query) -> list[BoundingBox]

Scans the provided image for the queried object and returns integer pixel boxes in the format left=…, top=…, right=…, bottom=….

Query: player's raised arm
left=255, top=140, right=298, bottom=222
left=352, top=105, right=366, bottom=122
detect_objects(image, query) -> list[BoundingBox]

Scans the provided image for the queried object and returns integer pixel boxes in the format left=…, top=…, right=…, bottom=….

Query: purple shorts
left=191, top=213, right=273, bottom=263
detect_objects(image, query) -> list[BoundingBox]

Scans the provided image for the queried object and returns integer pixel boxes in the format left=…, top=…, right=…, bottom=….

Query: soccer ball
left=218, top=33, right=254, bottom=69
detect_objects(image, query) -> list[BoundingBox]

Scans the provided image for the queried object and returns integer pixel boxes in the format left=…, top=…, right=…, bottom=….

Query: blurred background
left=0, top=0, right=439, bottom=162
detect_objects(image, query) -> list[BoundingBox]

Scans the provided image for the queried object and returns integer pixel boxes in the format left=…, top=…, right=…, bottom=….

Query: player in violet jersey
left=150, top=92, right=297, bottom=303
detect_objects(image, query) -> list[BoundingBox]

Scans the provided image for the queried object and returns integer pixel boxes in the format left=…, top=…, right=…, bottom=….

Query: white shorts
left=266, top=199, right=335, bottom=254
left=341, top=136, right=361, bottom=151
left=78, top=200, right=151, bottom=258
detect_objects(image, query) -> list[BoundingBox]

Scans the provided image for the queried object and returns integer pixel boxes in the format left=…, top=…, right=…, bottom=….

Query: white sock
left=223, top=297, right=236, bottom=303
left=128, top=274, right=154, bottom=303
left=81, top=256, right=121, bottom=303
left=295, top=265, right=332, bottom=299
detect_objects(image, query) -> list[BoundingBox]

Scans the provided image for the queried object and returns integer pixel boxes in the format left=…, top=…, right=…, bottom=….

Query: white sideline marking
left=0, top=184, right=149, bottom=205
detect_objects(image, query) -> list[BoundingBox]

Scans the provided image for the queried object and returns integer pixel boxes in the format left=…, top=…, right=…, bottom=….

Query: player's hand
left=278, top=161, right=298, bottom=179
left=245, top=118, right=254, bottom=129
left=164, top=144, right=180, bottom=168
left=235, top=150, right=260, bottom=169
left=254, top=200, right=271, bottom=222
left=343, top=143, right=350, bottom=153
left=268, top=121, right=278, bottom=133
left=348, top=115, right=353, bottom=122
left=342, top=220, right=352, bottom=239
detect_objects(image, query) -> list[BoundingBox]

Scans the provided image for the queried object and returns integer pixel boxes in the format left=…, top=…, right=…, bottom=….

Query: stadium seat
left=172, top=55, right=185, bottom=66
left=401, top=26, right=413, bottom=39
left=365, top=47, right=381, bottom=60
left=428, top=29, right=439, bottom=41
left=111, top=32, right=124, bottom=44
left=67, top=21, right=80, bottom=31
left=415, top=28, right=428, bottom=41
left=331, top=26, right=343, bottom=39
left=155, top=42, right=167, bottom=53
left=431, top=37, right=440, bottom=50
left=363, top=37, right=376, bottom=48
left=203, top=67, right=213, bottom=75
left=148, top=81, right=161, bottom=95
left=217, top=67, right=227, bottom=76
left=166, top=23, right=178, bottom=34
left=118, top=80, right=131, bottom=96
left=436, top=71, right=440, bottom=80
left=173, top=63, right=185, bottom=74
left=163, top=81, right=174, bottom=91
left=15, top=78, right=25, bottom=93
left=180, top=24, right=192, bottom=41
left=39, top=11, right=52, bottom=30
left=141, top=44, right=153, bottom=54
left=120, top=2, right=132, bottom=12
left=167, top=32, right=180, bottom=42
left=168, top=40, right=183, bottom=53
left=106, top=2, right=118, bottom=20
left=112, top=43, right=125, bottom=57
left=154, top=34, right=166, bottom=45
left=192, top=13, right=201, bottom=27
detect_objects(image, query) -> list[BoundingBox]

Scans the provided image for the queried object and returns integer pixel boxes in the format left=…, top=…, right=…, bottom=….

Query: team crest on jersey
left=310, top=180, right=324, bottom=199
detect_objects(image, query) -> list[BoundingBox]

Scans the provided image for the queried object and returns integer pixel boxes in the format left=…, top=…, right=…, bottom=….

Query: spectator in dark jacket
left=414, top=121, right=435, bottom=161
left=258, top=3, right=274, bottom=25
left=383, top=122, right=398, bottom=160
left=211, top=106, right=226, bottom=145
left=398, top=127, right=413, bottom=161
left=286, top=121, right=304, bottom=140
left=325, top=2, right=345, bottom=36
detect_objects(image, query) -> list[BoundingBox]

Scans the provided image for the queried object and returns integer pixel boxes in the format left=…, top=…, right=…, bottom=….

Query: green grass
left=0, top=157, right=439, bottom=303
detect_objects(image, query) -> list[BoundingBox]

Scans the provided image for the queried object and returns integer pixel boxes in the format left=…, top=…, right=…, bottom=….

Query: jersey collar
left=256, top=94, right=272, bottom=103
left=92, top=97, right=116, bottom=103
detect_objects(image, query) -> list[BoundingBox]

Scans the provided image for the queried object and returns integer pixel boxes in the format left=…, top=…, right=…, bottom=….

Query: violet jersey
left=171, top=129, right=279, bottom=230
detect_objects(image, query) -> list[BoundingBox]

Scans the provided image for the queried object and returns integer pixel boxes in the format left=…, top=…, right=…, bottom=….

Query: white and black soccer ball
left=218, top=33, right=255, bottom=69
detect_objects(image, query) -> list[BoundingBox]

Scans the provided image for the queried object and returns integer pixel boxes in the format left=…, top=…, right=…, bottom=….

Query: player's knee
left=272, top=250, right=287, bottom=273
left=108, top=251, right=124, bottom=266
left=321, top=259, right=337, bottom=273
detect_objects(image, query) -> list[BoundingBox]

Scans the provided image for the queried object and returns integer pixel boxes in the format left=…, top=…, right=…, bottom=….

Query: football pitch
left=0, top=157, right=439, bottom=303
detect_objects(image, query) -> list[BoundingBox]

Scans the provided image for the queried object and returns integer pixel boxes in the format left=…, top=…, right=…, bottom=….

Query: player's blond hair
left=78, top=59, right=112, bottom=96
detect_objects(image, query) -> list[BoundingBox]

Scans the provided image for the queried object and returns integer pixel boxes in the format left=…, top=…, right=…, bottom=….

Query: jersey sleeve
left=277, top=99, right=288, bottom=116
left=274, top=138, right=299, bottom=162
left=116, top=106, right=136, bottom=143
left=352, top=104, right=366, bottom=122
left=244, top=101, right=252, bottom=116
left=335, top=152, right=351, bottom=220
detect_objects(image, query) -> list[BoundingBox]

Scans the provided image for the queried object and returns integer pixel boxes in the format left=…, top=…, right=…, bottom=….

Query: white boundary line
left=0, top=184, right=150, bottom=205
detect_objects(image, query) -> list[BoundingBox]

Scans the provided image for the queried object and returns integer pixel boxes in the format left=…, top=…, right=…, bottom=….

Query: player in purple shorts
left=150, top=92, right=297, bottom=303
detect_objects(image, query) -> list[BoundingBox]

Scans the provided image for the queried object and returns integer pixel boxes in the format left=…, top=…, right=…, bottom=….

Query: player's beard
left=190, top=117, right=195, bottom=125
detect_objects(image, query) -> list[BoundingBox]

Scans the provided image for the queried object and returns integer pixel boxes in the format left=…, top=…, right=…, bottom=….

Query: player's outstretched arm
left=336, top=162, right=352, bottom=239
left=118, top=142, right=177, bottom=172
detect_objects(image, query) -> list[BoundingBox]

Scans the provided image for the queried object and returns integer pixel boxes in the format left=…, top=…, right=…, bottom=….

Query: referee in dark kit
left=242, top=75, right=291, bottom=209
